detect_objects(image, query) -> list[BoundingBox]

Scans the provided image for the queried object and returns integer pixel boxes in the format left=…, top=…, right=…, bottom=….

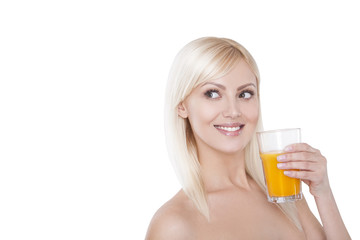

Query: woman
left=145, top=37, right=350, bottom=239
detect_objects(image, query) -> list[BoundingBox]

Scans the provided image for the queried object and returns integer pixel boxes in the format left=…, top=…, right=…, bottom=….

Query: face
left=178, top=59, right=259, bottom=155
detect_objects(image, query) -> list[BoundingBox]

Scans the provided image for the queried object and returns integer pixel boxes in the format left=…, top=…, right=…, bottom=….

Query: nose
left=222, top=98, right=241, bottom=119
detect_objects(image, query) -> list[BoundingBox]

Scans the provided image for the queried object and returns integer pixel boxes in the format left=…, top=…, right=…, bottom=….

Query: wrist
left=314, top=187, right=333, bottom=202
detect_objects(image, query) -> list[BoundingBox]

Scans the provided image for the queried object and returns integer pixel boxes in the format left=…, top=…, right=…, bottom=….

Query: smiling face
left=178, top=59, right=259, bottom=155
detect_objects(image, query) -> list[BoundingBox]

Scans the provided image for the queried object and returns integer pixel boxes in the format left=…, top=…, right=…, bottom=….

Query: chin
left=215, top=142, right=248, bottom=155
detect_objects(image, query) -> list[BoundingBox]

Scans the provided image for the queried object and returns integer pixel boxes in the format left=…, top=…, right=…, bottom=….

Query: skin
left=146, top=59, right=350, bottom=239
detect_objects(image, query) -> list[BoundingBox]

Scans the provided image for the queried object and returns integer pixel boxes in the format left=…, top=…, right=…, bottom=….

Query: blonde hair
left=164, top=37, right=301, bottom=230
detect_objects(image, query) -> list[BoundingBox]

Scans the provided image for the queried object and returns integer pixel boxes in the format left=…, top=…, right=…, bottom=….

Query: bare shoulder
left=296, top=197, right=326, bottom=240
left=145, top=190, right=198, bottom=240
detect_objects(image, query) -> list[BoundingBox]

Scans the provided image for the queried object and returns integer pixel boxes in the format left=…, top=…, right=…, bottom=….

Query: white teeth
left=216, top=126, right=241, bottom=131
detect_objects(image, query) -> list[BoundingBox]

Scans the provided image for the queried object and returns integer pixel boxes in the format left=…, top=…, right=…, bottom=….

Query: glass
left=256, top=128, right=302, bottom=203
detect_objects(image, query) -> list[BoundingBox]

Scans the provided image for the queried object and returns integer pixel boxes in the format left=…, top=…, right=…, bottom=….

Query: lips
left=214, top=123, right=245, bottom=136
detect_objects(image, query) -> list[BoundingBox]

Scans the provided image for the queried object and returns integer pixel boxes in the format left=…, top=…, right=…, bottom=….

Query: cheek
left=187, top=100, right=219, bottom=128
left=242, top=101, right=259, bottom=123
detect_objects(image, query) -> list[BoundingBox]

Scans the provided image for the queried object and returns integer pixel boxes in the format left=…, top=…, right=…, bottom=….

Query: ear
left=177, top=102, right=188, bottom=118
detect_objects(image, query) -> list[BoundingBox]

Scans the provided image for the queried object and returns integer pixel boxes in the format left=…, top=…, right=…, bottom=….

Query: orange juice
left=260, top=152, right=301, bottom=197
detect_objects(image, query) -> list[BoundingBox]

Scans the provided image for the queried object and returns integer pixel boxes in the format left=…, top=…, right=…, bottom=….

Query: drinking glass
left=257, top=128, right=302, bottom=203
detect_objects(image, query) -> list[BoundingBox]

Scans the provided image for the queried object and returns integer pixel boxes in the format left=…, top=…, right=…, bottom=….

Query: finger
left=284, top=170, right=314, bottom=180
left=284, top=170, right=326, bottom=183
left=277, top=161, right=319, bottom=172
left=284, top=143, right=318, bottom=153
left=277, top=152, right=317, bottom=162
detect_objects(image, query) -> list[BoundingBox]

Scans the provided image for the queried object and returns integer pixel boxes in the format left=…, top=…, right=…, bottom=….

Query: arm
left=296, top=198, right=325, bottom=240
left=278, top=143, right=351, bottom=239
left=314, top=189, right=350, bottom=240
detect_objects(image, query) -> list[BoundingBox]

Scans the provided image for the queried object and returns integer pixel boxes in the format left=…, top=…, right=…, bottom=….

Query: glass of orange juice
left=256, top=128, right=302, bottom=203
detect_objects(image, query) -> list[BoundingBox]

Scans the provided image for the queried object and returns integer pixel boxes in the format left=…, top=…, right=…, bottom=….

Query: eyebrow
left=201, top=82, right=256, bottom=91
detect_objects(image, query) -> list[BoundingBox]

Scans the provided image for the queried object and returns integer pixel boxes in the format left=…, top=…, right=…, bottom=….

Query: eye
left=204, top=89, right=221, bottom=99
left=239, top=90, right=254, bottom=99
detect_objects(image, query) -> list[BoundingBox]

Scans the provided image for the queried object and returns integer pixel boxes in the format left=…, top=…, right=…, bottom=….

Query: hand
left=276, top=143, right=331, bottom=198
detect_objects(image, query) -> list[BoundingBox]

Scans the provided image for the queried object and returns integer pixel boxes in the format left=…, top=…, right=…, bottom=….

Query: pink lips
left=214, top=123, right=245, bottom=136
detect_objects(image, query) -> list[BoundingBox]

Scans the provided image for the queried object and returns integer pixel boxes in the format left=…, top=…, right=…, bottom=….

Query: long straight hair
left=164, top=37, right=301, bottom=230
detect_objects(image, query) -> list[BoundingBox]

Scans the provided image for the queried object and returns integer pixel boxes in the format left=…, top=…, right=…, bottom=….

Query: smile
left=214, top=124, right=245, bottom=136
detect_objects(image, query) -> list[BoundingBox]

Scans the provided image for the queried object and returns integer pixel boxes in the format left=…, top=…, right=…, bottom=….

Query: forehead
left=206, top=59, right=257, bottom=87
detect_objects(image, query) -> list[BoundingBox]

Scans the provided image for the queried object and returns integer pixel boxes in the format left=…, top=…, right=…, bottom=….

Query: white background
left=0, top=0, right=359, bottom=239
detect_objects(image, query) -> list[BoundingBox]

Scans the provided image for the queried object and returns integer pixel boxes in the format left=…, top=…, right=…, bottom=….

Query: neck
left=198, top=144, right=251, bottom=193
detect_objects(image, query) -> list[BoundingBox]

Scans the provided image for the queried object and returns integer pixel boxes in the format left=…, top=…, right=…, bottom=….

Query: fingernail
left=284, top=146, right=293, bottom=152
left=277, top=163, right=285, bottom=169
left=277, top=155, right=286, bottom=161
left=284, top=171, right=291, bottom=176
